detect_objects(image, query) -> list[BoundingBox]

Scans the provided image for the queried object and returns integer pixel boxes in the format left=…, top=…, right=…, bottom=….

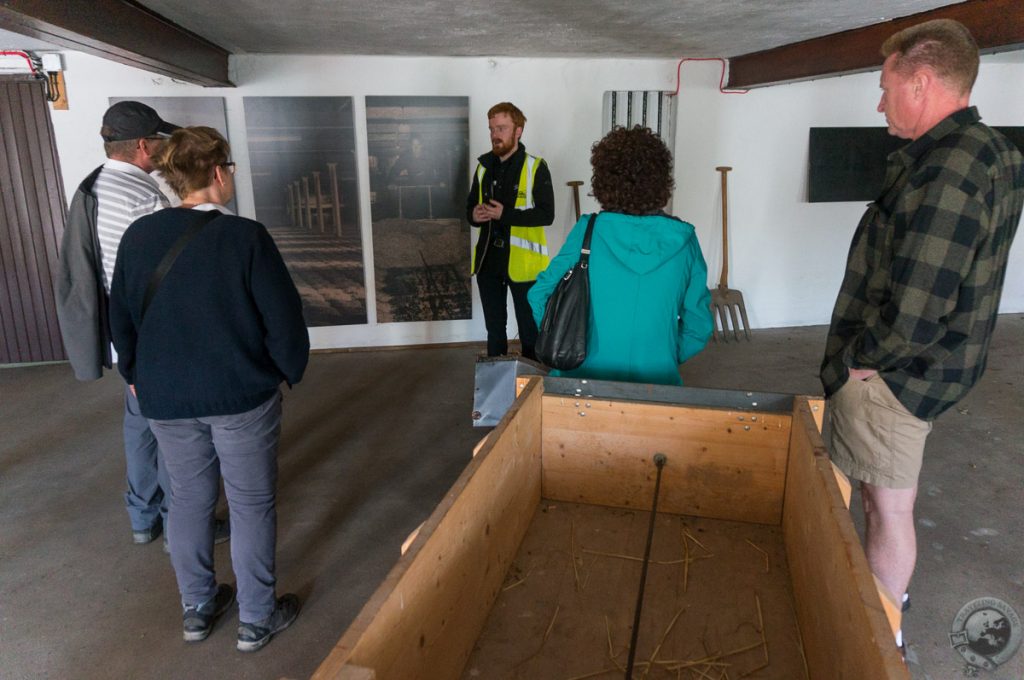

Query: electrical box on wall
left=0, top=51, right=68, bottom=109
left=40, top=53, right=63, bottom=72
left=602, top=90, right=676, bottom=149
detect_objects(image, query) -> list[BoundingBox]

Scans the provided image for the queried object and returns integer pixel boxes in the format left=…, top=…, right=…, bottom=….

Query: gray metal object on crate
left=471, top=355, right=548, bottom=427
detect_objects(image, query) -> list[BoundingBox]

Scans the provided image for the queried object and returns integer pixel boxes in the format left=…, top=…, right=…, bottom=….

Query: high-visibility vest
left=471, top=154, right=549, bottom=282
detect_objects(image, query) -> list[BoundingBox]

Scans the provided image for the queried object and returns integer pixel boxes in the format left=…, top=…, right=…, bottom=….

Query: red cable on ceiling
left=669, top=57, right=749, bottom=97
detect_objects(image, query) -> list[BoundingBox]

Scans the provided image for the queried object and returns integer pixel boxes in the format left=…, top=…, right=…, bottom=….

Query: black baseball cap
left=101, top=101, right=180, bottom=142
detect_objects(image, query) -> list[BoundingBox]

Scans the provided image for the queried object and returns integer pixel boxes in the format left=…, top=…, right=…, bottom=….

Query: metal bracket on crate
left=472, top=355, right=549, bottom=427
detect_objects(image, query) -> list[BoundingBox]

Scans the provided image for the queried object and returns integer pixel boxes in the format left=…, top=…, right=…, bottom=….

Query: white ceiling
left=131, top=0, right=954, bottom=58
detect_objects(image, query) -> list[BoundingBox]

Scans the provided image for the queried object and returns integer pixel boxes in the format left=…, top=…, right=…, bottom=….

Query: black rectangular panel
left=808, top=126, right=1024, bottom=203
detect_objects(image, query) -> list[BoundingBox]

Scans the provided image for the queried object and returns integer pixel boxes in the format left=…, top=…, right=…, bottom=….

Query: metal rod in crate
left=624, top=452, right=668, bottom=679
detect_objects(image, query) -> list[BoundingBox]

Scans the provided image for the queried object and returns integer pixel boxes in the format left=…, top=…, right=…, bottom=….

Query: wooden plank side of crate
left=541, top=395, right=792, bottom=525
left=783, top=397, right=909, bottom=680
left=311, top=379, right=545, bottom=680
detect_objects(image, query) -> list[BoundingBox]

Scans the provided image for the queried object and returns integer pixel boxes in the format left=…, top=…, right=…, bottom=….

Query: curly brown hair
left=153, top=126, right=230, bottom=199
left=590, top=126, right=673, bottom=214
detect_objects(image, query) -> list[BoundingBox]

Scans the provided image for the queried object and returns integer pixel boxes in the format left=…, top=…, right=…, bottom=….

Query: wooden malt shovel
left=711, top=166, right=751, bottom=341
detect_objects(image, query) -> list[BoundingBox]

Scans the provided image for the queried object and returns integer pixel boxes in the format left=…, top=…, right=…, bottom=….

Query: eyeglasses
left=220, top=161, right=236, bottom=175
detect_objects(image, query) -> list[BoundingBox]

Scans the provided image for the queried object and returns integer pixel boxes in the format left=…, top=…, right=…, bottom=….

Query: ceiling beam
left=0, top=0, right=232, bottom=87
left=728, top=0, right=1024, bottom=89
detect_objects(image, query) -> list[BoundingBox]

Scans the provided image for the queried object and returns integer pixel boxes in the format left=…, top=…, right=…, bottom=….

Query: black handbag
left=535, top=212, right=597, bottom=370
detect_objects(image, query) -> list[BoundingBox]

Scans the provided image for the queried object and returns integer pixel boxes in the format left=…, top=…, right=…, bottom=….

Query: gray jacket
left=55, top=166, right=111, bottom=381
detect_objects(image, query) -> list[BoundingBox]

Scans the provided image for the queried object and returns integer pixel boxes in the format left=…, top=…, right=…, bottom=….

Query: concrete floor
left=1, top=317, right=1021, bottom=680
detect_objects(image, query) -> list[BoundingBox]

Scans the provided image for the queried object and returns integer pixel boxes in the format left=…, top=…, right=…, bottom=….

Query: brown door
left=0, top=76, right=67, bottom=365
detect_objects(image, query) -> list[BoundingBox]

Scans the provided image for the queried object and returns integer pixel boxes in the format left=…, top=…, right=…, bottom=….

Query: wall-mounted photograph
left=366, top=96, right=471, bottom=323
left=109, top=96, right=236, bottom=213
left=243, top=96, right=367, bottom=327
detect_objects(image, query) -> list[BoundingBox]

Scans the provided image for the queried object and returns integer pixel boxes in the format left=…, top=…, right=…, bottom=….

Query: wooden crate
left=312, top=377, right=908, bottom=680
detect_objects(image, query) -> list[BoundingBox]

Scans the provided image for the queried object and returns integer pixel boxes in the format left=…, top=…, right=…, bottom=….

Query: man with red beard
left=467, top=102, right=554, bottom=360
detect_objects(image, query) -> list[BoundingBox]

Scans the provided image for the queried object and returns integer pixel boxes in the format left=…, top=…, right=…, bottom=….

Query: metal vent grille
left=602, top=91, right=676, bottom=148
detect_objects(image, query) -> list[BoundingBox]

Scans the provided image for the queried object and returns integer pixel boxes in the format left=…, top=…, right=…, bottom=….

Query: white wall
left=673, top=52, right=1024, bottom=328
left=48, top=50, right=1024, bottom=349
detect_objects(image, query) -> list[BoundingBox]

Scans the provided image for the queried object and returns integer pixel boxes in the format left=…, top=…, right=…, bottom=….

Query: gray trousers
left=149, top=391, right=282, bottom=623
left=124, top=385, right=169, bottom=531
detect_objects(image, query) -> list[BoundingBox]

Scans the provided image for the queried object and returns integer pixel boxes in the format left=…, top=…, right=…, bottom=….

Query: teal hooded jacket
left=528, top=211, right=713, bottom=386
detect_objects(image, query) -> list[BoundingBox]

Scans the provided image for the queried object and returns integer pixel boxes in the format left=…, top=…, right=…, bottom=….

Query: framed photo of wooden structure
left=312, top=377, right=907, bottom=680
left=365, top=96, right=471, bottom=323
left=243, top=96, right=367, bottom=327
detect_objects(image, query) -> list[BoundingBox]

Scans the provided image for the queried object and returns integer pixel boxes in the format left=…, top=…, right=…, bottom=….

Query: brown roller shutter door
left=0, top=76, right=67, bottom=365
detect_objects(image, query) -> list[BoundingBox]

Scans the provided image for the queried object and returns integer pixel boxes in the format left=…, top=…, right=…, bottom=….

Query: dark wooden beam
left=0, top=0, right=232, bottom=87
left=729, top=0, right=1024, bottom=89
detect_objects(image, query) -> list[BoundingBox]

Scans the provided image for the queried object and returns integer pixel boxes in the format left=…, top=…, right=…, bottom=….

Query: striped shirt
left=821, top=106, right=1024, bottom=421
left=94, top=159, right=169, bottom=292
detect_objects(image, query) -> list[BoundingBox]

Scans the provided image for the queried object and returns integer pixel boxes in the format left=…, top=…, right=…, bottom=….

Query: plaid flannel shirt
left=821, top=107, right=1024, bottom=421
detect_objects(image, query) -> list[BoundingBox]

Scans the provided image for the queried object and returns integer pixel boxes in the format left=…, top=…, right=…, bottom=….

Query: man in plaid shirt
left=821, top=18, right=1023, bottom=642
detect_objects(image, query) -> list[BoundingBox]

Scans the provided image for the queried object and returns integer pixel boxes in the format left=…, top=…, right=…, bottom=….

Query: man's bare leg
left=861, top=481, right=918, bottom=601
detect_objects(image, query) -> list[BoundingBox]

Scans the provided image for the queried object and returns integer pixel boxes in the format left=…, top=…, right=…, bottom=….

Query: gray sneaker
left=183, top=583, right=235, bottom=642
left=236, top=594, right=300, bottom=652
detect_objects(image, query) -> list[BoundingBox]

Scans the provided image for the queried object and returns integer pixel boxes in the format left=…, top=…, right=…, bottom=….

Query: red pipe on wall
left=669, top=57, right=749, bottom=97
left=0, top=50, right=38, bottom=74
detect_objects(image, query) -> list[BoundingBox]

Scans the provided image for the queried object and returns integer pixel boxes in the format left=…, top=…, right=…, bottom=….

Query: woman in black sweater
left=110, top=126, right=309, bottom=652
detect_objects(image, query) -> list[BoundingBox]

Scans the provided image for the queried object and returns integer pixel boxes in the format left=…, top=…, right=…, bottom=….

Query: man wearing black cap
left=56, top=101, right=229, bottom=548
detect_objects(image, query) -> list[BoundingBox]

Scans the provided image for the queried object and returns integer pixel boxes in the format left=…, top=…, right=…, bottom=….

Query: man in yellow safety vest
left=467, top=102, right=554, bottom=360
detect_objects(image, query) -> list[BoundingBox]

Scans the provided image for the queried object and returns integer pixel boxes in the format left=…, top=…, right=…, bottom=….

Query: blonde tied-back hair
left=154, top=126, right=230, bottom=199
left=881, top=19, right=979, bottom=96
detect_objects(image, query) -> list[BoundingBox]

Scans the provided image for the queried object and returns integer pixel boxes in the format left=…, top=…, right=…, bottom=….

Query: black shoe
left=902, top=592, right=911, bottom=612
left=132, top=521, right=162, bottom=545
left=236, top=594, right=300, bottom=652
left=183, top=583, right=235, bottom=642
left=163, top=518, right=230, bottom=555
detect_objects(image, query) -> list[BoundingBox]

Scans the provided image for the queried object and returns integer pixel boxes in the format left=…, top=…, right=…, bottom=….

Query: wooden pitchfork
left=711, top=166, right=751, bottom=341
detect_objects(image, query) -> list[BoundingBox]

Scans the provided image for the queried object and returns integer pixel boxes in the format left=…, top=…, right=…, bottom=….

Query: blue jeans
left=149, top=391, right=282, bottom=623
left=123, top=385, right=168, bottom=531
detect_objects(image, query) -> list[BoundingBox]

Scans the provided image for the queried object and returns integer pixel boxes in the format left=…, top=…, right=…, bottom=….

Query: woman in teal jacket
left=528, top=127, right=713, bottom=386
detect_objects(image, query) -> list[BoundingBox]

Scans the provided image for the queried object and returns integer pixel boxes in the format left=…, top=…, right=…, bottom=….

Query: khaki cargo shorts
left=827, top=374, right=932, bottom=489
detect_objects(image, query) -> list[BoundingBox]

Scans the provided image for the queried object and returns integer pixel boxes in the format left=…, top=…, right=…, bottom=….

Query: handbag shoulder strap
left=579, top=212, right=597, bottom=266
left=141, top=210, right=220, bottom=320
